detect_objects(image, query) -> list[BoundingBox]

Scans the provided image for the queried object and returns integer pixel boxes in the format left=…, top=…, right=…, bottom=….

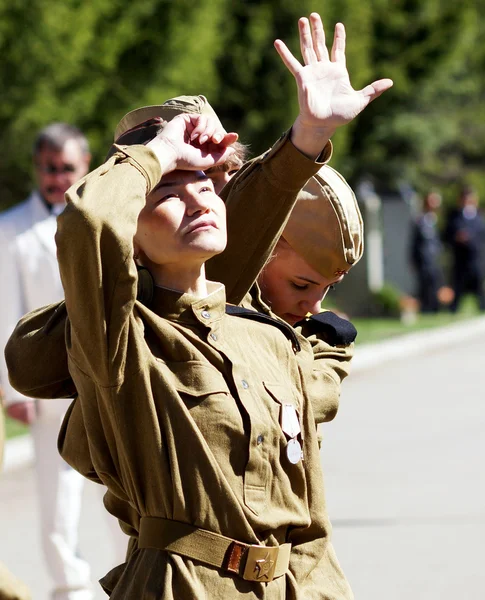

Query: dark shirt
left=410, top=212, right=442, bottom=271
left=444, top=207, right=485, bottom=268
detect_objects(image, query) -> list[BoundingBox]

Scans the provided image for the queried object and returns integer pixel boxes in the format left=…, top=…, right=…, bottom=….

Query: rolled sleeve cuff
left=111, top=144, right=163, bottom=193
left=262, top=130, right=333, bottom=192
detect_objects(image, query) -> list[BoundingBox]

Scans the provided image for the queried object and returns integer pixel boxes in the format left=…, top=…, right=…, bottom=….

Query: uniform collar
left=151, top=281, right=226, bottom=326
left=247, top=283, right=273, bottom=315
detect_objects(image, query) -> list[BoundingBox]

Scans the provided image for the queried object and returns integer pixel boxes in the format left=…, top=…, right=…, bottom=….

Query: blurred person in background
left=0, top=386, right=31, bottom=600
left=444, top=185, right=485, bottom=313
left=0, top=123, right=95, bottom=600
left=409, top=190, right=444, bottom=313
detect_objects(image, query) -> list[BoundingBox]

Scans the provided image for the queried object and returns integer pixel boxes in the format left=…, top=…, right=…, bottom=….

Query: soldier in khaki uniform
left=5, top=14, right=392, bottom=598
left=49, top=106, right=353, bottom=600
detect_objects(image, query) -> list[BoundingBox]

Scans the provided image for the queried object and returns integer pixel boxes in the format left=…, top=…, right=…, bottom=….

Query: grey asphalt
left=1, top=336, right=484, bottom=599
left=324, top=336, right=485, bottom=599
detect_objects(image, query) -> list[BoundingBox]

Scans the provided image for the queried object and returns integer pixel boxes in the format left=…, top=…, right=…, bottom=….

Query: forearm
left=5, top=302, right=75, bottom=399
left=296, top=312, right=356, bottom=424
left=57, top=145, right=162, bottom=385
left=207, top=131, right=332, bottom=304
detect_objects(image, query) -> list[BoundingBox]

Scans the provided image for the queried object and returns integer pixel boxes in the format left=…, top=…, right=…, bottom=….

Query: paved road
left=324, top=337, right=485, bottom=599
left=1, top=337, right=484, bottom=599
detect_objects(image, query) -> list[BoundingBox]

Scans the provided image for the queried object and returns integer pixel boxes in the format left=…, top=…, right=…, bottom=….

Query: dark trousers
left=450, top=264, right=485, bottom=312
left=416, top=267, right=441, bottom=313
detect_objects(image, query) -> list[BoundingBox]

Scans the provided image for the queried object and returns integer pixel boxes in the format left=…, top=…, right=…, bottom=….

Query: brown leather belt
left=139, top=517, right=291, bottom=583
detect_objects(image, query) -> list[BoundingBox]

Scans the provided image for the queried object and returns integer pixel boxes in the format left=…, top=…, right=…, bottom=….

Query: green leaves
left=1, top=0, right=484, bottom=209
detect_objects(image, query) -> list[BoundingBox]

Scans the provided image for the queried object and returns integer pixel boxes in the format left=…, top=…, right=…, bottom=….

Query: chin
left=282, top=313, right=302, bottom=326
left=190, top=234, right=226, bottom=256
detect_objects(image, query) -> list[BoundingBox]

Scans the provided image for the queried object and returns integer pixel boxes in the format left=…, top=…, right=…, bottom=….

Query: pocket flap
left=164, top=360, right=230, bottom=397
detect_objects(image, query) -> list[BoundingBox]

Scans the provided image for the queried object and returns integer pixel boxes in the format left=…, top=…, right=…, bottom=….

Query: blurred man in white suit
left=0, top=123, right=94, bottom=600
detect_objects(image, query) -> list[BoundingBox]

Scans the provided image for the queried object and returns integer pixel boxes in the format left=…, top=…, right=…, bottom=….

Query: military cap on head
left=114, top=95, right=218, bottom=143
left=282, top=165, right=363, bottom=279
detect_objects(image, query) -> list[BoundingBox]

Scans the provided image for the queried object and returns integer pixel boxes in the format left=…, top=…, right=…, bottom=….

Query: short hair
left=33, top=122, right=90, bottom=157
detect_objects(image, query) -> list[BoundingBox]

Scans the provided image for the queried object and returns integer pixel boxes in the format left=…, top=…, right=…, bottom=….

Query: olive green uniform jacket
left=5, top=134, right=353, bottom=598
left=42, top=140, right=352, bottom=599
left=6, top=132, right=352, bottom=427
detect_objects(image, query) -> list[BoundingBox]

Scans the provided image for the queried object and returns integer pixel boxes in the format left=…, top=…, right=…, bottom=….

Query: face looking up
left=134, top=170, right=227, bottom=271
left=34, top=139, right=90, bottom=205
left=258, top=239, right=345, bottom=326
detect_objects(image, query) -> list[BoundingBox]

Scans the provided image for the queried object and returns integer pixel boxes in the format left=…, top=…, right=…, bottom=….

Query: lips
left=185, top=218, right=218, bottom=235
left=285, top=314, right=306, bottom=325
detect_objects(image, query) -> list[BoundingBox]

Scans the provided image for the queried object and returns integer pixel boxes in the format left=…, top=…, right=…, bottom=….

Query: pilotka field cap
left=282, top=165, right=364, bottom=279
left=114, top=95, right=217, bottom=142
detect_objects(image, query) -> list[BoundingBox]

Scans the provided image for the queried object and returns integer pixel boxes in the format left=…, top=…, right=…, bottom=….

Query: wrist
left=290, top=117, right=336, bottom=160
left=146, top=137, right=178, bottom=174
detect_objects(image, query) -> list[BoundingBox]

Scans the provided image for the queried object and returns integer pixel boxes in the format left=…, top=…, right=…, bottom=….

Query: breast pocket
left=166, top=360, right=231, bottom=407
left=163, top=360, right=247, bottom=474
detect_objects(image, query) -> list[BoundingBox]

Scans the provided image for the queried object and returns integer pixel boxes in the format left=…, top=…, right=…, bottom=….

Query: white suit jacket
left=0, top=191, right=70, bottom=417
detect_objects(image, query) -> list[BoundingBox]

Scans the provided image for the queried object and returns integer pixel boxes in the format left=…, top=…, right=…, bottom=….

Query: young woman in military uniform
left=47, top=101, right=354, bottom=598
left=4, top=12, right=390, bottom=598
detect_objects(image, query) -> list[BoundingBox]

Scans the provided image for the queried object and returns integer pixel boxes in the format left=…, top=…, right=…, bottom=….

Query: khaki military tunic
left=6, top=130, right=332, bottom=401
left=240, top=285, right=354, bottom=425
left=49, top=142, right=353, bottom=598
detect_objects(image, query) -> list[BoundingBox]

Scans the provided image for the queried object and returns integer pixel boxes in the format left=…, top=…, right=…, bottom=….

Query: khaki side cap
left=114, top=95, right=218, bottom=141
left=283, top=165, right=364, bottom=280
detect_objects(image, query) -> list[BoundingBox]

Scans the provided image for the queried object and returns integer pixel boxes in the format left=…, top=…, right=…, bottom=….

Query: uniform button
left=257, top=434, right=264, bottom=445
left=210, top=333, right=218, bottom=341
left=201, top=310, right=211, bottom=319
left=241, top=380, right=249, bottom=389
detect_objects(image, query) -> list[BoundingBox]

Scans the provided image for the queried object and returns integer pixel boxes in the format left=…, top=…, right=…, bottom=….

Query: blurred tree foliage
left=0, top=0, right=484, bottom=210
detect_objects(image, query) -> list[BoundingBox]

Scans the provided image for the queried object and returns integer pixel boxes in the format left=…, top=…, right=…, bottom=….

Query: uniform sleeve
left=56, top=145, right=162, bottom=387
left=206, top=132, right=332, bottom=304
left=5, top=301, right=76, bottom=399
left=295, top=312, right=355, bottom=424
left=0, top=224, right=31, bottom=406
left=298, top=335, right=354, bottom=424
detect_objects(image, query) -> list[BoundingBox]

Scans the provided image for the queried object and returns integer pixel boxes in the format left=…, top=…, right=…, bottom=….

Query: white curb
left=352, top=315, right=485, bottom=373
left=4, top=315, right=485, bottom=472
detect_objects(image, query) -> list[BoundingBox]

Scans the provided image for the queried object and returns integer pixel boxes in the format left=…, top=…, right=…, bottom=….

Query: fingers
left=220, top=132, right=239, bottom=146
left=274, top=39, right=301, bottom=76
left=299, top=18, right=318, bottom=64
left=360, top=78, right=394, bottom=101
left=189, top=114, right=231, bottom=146
left=309, top=13, right=328, bottom=62
left=189, top=114, right=208, bottom=141
left=278, top=13, right=332, bottom=70
left=6, top=400, right=36, bottom=425
left=330, top=22, right=346, bottom=64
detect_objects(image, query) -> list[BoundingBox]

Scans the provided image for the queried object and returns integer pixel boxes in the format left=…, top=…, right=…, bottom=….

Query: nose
left=300, top=291, right=326, bottom=316
left=185, top=189, right=211, bottom=217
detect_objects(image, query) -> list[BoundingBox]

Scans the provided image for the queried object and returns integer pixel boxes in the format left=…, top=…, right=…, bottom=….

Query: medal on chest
left=280, top=403, right=303, bottom=464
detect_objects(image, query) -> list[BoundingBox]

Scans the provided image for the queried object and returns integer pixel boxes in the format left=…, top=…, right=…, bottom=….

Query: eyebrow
left=154, top=173, right=210, bottom=191
left=294, top=275, right=321, bottom=286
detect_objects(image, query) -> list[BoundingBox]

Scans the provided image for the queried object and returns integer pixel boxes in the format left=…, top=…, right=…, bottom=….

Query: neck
left=150, top=262, right=208, bottom=298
